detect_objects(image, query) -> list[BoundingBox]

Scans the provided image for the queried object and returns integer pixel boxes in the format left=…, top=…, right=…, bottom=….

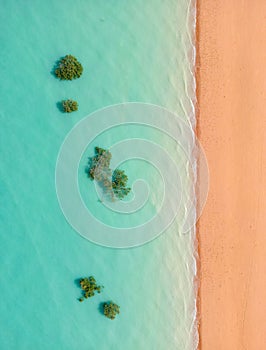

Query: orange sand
left=197, top=1, right=266, bottom=349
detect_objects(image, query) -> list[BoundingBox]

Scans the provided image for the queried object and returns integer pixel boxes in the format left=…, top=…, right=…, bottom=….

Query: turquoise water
left=0, top=1, right=197, bottom=349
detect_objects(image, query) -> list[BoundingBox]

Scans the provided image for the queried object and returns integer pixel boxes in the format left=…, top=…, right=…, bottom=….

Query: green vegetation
left=55, top=55, right=83, bottom=80
left=103, top=302, right=120, bottom=320
left=112, top=169, right=131, bottom=199
left=62, top=99, right=78, bottom=113
left=88, top=147, right=131, bottom=200
left=78, top=276, right=103, bottom=302
left=88, top=147, right=112, bottom=181
left=77, top=276, right=120, bottom=319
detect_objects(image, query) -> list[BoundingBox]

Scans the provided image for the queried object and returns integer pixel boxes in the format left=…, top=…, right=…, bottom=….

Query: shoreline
left=197, top=1, right=266, bottom=349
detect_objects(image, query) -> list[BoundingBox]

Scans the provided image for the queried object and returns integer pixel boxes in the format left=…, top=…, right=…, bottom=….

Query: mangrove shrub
left=103, top=302, right=120, bottom=320
left=87, top=147, right=131, bottom=200
left=62, top=99, right=78, bottom=113
left=55, top=55, right=83, bottom=80
left=78, top=276, right=103, bottom=302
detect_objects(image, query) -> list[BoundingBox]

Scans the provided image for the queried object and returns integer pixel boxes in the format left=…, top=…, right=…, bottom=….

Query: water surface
left=0, top=1, right=197, bottom=349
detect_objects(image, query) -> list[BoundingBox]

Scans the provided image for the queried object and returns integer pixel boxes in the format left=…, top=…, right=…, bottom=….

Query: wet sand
left=197, top=1, right=266, bottom=349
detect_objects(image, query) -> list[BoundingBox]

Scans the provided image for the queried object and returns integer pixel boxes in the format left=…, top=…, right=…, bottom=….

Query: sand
left=196, top=1, right=266, bottom=349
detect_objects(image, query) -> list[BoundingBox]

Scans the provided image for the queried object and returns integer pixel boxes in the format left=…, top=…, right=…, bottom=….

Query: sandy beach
left=197, top=0, right=266, bottom=348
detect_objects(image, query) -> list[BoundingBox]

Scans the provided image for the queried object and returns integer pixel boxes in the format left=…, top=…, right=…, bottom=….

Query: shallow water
left=0, top=1, right=197, bottom=349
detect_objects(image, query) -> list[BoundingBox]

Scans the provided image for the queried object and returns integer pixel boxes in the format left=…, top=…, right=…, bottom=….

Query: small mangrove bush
left=62, top=99, right=78, bottom=113
left=78, top=276, right=103, bottom=302
left=54, top=55, right=83, bottom=80
left=112, top=169, right=131, bottom=199
left=103, top=302, right=120, bottom=320
left=88, top=147, right=131, bottom=201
